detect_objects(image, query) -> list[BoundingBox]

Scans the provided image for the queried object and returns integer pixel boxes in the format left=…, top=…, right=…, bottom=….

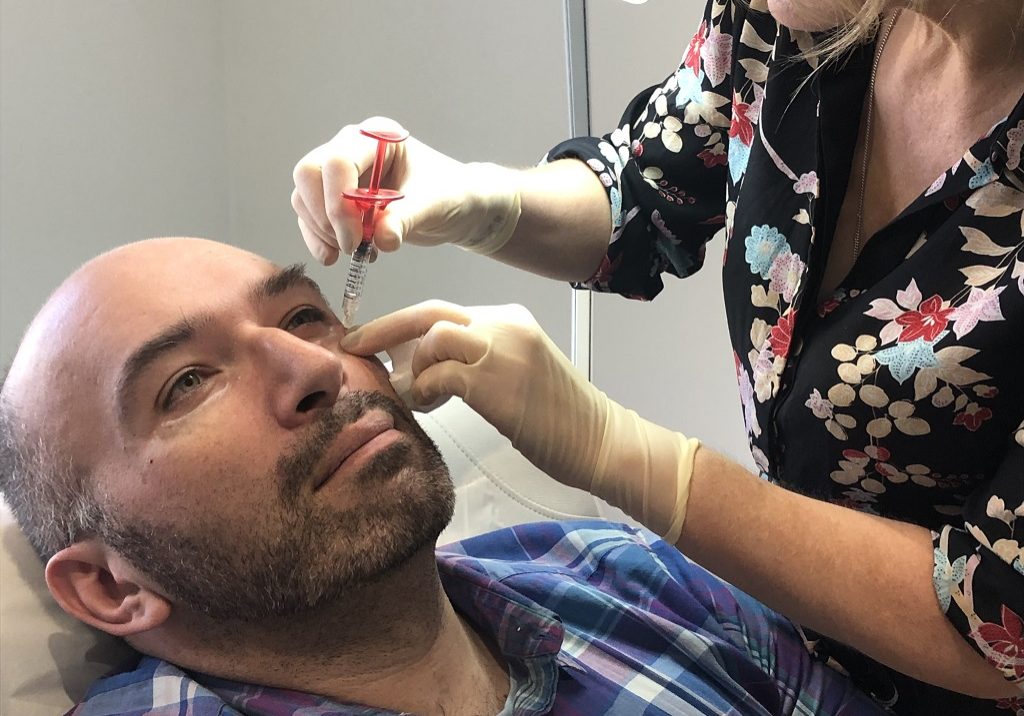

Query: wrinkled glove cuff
left=592, top=401, right=700, bottom=544
left=449, top=163, right=522, bottom=256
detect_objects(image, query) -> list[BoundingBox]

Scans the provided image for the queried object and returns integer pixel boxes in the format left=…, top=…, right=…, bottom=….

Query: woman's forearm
left=492, top=159, right=611, bottom=282
left=678, top=447, right=1018, bottom=699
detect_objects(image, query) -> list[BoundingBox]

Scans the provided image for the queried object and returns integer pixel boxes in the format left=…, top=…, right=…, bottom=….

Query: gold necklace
left=853, top=10, right=902, bottom=261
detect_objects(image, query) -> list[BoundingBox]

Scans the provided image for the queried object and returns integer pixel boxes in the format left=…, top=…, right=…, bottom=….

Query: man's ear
left=45, top=540, right=171, bottom=637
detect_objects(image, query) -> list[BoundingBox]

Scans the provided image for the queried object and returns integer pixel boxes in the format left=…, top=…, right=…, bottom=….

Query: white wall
left=586, top=0, right=753, bottom=467
left=0, top=0, right=749, bottom=467
left=1, top=0, right=231, bottom=357
left=0, top=0, right=573, bottom=362
left=217, top=0, right=575, bottom=347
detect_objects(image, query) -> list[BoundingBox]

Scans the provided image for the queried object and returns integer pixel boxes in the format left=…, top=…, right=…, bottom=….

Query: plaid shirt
left=67, top=521, right=884, bottom=716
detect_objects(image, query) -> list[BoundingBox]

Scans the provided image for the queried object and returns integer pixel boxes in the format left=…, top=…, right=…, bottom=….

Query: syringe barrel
left=343, top=242, right=373, bottom=300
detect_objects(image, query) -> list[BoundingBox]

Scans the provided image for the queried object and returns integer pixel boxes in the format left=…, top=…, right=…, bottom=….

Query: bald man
left=0, top=238, right=884, bottom=716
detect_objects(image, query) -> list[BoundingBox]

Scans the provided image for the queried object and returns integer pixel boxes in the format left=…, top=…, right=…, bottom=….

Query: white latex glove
left=341, top=301, right=701, bottom=543
left=291, top=116, right=521, bottom=265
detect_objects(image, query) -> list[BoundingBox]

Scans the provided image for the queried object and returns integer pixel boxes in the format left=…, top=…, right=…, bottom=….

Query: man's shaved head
left=0, top=237, right=454, bottom=624
left=1, top=238, right=270, bottom=560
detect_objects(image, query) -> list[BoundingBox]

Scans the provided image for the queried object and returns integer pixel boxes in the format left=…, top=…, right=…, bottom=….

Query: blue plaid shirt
left=67, top=521, right=884, bottom=715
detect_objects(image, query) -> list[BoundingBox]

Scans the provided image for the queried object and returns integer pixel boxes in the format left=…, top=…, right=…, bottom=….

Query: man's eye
left=285, top=306, right=328, bottom=331
left=162, top=369, right=205, bottom=410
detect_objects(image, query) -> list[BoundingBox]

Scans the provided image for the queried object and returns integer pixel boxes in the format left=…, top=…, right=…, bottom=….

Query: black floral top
left=546, top=1, right=1024, bottom=714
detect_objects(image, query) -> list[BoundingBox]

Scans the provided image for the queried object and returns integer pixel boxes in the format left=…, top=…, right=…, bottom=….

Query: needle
left=340, top=127, right=409, bottom=327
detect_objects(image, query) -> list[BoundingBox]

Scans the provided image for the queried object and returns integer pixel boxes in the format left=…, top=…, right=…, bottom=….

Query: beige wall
left=587, top=0, right=752, bottom=467
left=0, top=0, right=573, bottom=361
left=1, top=0, right=751, bottom=468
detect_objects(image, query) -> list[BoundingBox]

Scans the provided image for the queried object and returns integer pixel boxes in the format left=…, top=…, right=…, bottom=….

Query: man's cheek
left=355, top=354, right=399, bottom=394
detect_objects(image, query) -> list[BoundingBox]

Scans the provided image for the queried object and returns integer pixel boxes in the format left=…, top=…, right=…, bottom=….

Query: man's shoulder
left=436, top=519, right=683, bottom=585
left=67, top=656, right=232, bottom=716
left=439, top=519, right=656, bottom=557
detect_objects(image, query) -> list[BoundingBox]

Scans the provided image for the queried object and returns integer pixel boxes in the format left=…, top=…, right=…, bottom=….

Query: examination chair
left=1, top=397, right=635, bottom=715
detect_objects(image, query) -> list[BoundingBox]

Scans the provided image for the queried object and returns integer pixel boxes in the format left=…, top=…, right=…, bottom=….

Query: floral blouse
left=546, top=1, right=1024, bottom=713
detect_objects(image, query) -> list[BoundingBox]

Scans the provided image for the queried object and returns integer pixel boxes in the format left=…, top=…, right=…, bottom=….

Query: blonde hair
left=811, top=1, right=1024, bottom=65
left=810, top=0, right=915, bottom=63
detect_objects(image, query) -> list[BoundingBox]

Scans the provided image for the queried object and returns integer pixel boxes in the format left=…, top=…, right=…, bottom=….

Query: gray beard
left=99, top=391, right=455, bottom=622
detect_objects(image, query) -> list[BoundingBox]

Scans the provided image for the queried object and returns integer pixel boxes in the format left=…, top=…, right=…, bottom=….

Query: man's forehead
left=4, top=238, right=285, bottom=416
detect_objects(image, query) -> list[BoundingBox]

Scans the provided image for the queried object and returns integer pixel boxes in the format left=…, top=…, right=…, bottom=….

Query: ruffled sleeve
left=932, top=418, right=1024, bottom=692
left=544, top=0, right=746, bottom=300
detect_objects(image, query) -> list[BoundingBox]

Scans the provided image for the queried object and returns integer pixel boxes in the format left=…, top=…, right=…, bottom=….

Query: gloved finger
left=293, top=189, right=340, bottom=260
left=340, top=300, right=471, bottom=356
left=373, top=204, right=408, bottom=253
left=292, top=155, right=336, bottom=240
left=411, top=320, right=489, bottom=377
left=322, top=118, right=409, bottom=254
left=411, top=360, right=471, bottom=407
left=297, top=217, right=340, bottom=267
left=321, top=151, right=370, bottom=255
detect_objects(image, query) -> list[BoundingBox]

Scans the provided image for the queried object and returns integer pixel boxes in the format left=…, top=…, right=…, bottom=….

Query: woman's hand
left=341, top=301, right=699, bottom=542
left=291, top=117, right=521, bottom=264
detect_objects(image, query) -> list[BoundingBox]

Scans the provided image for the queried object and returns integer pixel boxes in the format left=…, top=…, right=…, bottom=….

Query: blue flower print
left=729, top=137, right=751, bottom=184
left=933, top=548, right=967, bottom=613
left=744, top=225, right=790, bottom=278
left=675, top=68, right=705, bottom=109
left=609, top=187, right=623, bottom=228
left=968, top=158, right=996, bottom=189
left=875, top=333, right=946, bottom=384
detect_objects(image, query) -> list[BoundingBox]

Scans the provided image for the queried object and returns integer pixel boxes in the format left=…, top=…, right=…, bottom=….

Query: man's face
left=21, top=238, right=454, bottom=621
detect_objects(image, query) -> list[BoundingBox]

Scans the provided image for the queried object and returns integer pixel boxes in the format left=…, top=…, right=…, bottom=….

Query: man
left=0, top=238, right=881, bottom=715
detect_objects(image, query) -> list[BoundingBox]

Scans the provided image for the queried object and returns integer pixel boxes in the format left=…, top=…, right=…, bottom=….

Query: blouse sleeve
left=932, top=418, right=1024, bottom=691
left=544, top=0, right=746, bottom=300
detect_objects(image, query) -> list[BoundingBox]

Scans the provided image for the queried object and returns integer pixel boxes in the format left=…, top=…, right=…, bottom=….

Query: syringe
left=340, top=127, right=409, bottom=327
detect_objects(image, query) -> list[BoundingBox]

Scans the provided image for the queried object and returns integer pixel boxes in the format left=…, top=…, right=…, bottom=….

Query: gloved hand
left=291, top=117, right=522, bottom=265
left=340, top=301, right=701, bottom=543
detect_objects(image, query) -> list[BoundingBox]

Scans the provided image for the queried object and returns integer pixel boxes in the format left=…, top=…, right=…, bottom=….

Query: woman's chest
left=723, top=185, right=1024, bottom=523
left=718, top=56, right=1024, bottom=512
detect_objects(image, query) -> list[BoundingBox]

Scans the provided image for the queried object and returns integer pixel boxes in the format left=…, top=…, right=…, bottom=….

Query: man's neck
left=139, top=546, right=510, bottom=716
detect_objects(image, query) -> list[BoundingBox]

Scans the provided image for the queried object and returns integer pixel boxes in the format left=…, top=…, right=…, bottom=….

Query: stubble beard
left=100, top=392, right=456, bottom=622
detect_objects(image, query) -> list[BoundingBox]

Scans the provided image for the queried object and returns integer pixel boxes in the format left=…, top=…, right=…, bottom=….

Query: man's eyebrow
left=250, top=263, right=329, bottom=307
left=115, top=264, right=329, bottom=424
left=115, top=314, right=211, bottom=423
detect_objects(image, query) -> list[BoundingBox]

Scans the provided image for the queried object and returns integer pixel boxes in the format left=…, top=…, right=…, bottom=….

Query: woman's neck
left=899, top=0, right=1024, bottom=77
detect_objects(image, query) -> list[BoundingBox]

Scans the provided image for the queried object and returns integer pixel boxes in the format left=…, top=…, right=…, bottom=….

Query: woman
left=291, top=0, right=1024, bottom=713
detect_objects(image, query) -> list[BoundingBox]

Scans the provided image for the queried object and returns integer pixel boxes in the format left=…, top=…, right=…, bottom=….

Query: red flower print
left=729, top=93, right=754, bottom=147
left=996, top=694, right=1024, bottom=713
left=698, top=147, right=728, bottom=168
left=895, top=295, right=954, bottom=342
left=864, top=445, right=891, bottom=462
left=953, top=403, right=994, bottom=432
left=684, top=21, right=707, bottom=77
left=875, top=463, right=899, bottom=479
left=588, top=254, right=623, bottom=286
left=817, top=297, right=841, bottom=318
left=768, top=310, right=797, bottom=359
left=972, top=605, right=1024, bottom=680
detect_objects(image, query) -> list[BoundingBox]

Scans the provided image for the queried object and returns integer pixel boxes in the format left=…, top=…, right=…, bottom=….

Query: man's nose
left=250, top=327, right=344, bottom=429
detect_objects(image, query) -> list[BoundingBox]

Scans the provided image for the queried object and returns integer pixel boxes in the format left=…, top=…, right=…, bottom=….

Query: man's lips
left=314, top=410, right=399, bottom=491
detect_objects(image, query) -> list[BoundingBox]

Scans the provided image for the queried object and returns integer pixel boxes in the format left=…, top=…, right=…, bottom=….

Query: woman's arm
left=342, top=300, right=1020, bottom=699
left=491, top=159, right=611, bottom=283
left=679, top=447, right=1019, bottom=699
